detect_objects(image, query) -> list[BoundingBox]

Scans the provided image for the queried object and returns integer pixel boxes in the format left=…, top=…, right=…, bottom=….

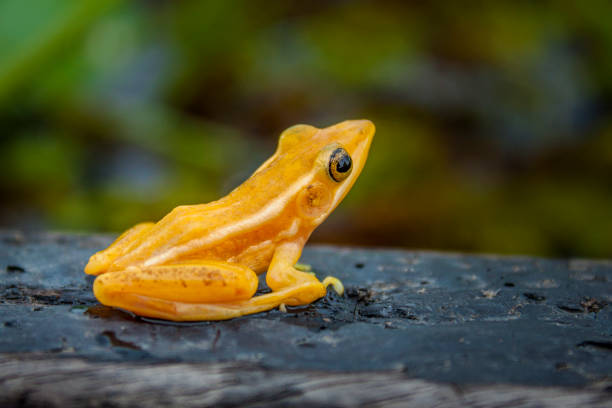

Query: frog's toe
left=322, top=276, right=344, bottom=296
left=84, top=253, right=111, bottom=276
left=294, top=263, right=313, bottom=272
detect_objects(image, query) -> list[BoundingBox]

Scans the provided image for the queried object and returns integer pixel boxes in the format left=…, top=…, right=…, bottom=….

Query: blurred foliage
left=1, top=0, right=611, bottom=258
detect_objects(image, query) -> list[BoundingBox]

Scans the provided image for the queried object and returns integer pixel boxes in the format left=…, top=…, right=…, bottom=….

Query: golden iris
left=328, top=147, right=352, bottom=182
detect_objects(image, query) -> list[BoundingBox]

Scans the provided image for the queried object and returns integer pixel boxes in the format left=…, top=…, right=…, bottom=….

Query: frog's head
left=272, top=119, right=375, bottom=228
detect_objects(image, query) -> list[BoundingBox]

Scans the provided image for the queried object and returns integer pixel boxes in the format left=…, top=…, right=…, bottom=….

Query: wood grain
left=1, top=355, right=611, bottom=408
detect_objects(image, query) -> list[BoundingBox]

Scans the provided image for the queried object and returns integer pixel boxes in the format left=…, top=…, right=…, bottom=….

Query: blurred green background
left=1, top=0, right=611, bottom=258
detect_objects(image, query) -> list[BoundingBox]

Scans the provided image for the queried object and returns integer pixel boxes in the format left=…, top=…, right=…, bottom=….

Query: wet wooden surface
left=1, top=231, right=611, bottom=407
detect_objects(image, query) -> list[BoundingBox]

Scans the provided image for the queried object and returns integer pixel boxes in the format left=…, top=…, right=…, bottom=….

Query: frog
left=85, top=119, right=375, bottom=321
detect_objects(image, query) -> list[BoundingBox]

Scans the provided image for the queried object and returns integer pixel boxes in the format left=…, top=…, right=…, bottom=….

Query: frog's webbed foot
left=294, top=263, right=344, bottom=295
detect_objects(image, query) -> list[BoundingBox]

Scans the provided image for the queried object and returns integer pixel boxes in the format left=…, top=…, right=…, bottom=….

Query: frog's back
left=107, top=161, right=306, bottom=272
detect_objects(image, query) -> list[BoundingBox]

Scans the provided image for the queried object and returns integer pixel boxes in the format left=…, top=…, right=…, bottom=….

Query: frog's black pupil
left=329, top=148, right=352, bottom=182
left=336, top=154, right=351, bottom=173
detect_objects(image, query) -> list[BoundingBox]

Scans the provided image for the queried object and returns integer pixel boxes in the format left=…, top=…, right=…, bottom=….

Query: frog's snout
left=338, top=119, right=375, bottom=142
left=353, top=119, right=376, bottom=137
left=345, top=119, right=375, bottom=158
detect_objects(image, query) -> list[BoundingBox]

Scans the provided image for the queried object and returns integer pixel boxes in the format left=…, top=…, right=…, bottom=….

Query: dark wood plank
left=1, top=231, right=612, bottom=406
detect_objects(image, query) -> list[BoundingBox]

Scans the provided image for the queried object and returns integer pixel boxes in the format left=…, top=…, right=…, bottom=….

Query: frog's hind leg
left=92, top=261, right=301, bottom=320
left=93, top=241, right=344, bottom=321
left=85, top=222, right=155, bottom=276
left=92, top=258, right=340, bottom=321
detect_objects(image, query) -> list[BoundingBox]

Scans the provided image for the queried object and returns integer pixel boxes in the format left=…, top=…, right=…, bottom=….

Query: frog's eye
left=328, top=147, right=352, bottom=182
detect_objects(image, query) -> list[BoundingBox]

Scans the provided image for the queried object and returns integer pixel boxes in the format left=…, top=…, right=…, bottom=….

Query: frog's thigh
left=93, top=262, right=259, bottom=320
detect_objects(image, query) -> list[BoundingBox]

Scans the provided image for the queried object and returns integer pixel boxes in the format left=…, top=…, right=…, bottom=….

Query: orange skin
left=85, top=119, right=375, bottom=321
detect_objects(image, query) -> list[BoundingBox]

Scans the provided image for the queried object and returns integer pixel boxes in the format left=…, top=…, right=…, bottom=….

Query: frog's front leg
left=264, top=242, right=344, bottom=305
left=266, top=241, right=315, bottom=292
